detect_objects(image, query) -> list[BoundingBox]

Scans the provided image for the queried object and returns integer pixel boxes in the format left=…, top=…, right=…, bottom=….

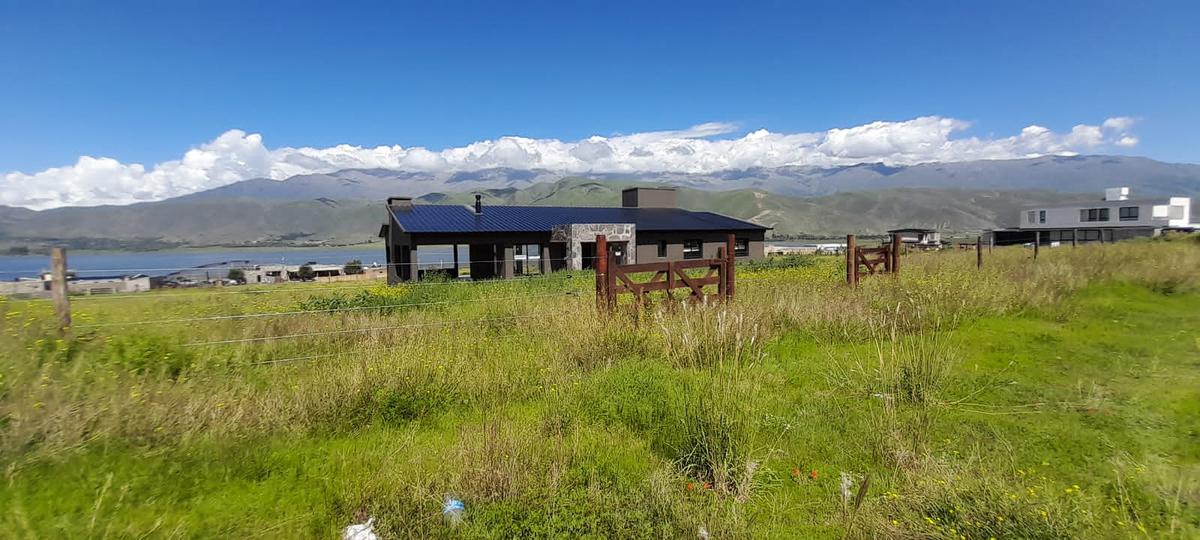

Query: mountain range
left=1, top=155, right=1196, bottom=250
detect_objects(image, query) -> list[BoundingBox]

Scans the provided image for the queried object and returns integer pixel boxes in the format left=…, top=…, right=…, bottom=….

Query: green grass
left=1, top=240, right=1199, bottom=538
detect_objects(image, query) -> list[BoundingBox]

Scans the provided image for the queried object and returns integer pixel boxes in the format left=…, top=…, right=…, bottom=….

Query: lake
left=0, top=245, right=461, bottom=280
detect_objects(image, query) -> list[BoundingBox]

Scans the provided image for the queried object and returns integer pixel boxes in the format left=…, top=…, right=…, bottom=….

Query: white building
left=988, top=187, right=1195, bottom=245
left=1, top=273, right=152, bottom=298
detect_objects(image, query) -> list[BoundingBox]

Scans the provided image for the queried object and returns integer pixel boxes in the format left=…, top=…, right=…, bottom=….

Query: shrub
left=296, top=282, right=447, bottom=314
left=666, top=368, right=764, bottom=500
left=101, top=334, right=193, bottom=377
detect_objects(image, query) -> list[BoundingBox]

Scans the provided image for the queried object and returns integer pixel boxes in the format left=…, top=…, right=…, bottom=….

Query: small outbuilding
left=887, top=228, right=942, bottom=248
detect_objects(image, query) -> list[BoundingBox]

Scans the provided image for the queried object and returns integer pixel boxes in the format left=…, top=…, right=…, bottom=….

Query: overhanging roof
left=388, top=205, right=769, bottom=234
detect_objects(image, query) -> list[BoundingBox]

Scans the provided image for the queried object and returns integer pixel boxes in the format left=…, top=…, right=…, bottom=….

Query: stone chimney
left=1104, top=187, right=1130, bottom=201
left=621, top=187, right=677, bottom=208
left=387, top=196, right=413, bottom=210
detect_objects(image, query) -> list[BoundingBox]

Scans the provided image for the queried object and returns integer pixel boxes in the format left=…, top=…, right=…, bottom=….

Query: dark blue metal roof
left=389, top=205, right=767, bottom=234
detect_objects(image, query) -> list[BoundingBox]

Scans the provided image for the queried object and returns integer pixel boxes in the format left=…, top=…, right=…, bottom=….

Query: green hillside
left=0, top=179, right=1087, bottom=250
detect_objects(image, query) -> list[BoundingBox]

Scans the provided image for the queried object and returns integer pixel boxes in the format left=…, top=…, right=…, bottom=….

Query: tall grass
left=1, top=238, right=1199, bottom=536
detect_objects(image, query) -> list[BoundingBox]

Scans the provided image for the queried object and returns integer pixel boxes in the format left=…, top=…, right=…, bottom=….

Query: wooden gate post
left=595, top=234, right=608, bottom=311
left=50, top=247, right=71, bottom=331
left=890, top=233, right=901, bottom=276
left=716, top=247, right=727, bottom=300
left=976, top=236, right=983, bottom=269
left=845, top=234, right=857, bottom=287
left=725, top=233, right=736, bottom=301
left=1034, top=231, right=1040, bottom=259
left=606, top=249, right=617, bottom=311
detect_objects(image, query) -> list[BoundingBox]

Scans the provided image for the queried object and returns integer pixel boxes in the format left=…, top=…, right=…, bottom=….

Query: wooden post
left=596, top=235, right=608, bottom=311
left=845, top=234, right=857, bottom=287
left=976, top=236, right=982, bottom=269
left=1033, top=231, right=1040, bottom=259
left=890, top=233, right=901, bottom=276
left=50, top=247, right=71, bottom=331
left=452, top=244, right=460, bottom=278
left=606, top=251, right=617, bottom=311
left=1071, top=229, right=1078, bottom=248
left=725, top=233, right=736, bottom=301
left=717, top=247, right=727, bottom=300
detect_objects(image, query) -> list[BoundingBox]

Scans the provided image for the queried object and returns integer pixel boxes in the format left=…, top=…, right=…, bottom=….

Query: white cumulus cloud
left=1, top=116, right=1139, bottom=209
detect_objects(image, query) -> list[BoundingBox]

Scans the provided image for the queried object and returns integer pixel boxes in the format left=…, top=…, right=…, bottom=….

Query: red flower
left=703, top=482, right=713, bottom=490
left=791, top=467, right=802, bottom=478
left=687, top=482, right=695, bottom=491
left=809, top=469, right=819, bottom=479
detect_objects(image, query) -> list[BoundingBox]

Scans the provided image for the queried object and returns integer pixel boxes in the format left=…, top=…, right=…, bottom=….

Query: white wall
left=1020, top=198, right=1190, bottom=230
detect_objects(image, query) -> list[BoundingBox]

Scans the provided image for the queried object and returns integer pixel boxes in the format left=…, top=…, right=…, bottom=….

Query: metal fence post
left=50, top=247, right=71, bottom=332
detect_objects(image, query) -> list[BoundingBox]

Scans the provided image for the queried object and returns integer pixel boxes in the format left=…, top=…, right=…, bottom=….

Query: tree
left=297, top=265, right=316, bottom=281
left=227, top=268, right=246, bottom=283
left=343, top=259, right=364, bottom=275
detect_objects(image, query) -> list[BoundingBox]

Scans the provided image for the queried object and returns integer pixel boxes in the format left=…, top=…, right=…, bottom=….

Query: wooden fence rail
left=846, top=234, right=901, bottom=287
left=596, top=233, right=735, bottom=311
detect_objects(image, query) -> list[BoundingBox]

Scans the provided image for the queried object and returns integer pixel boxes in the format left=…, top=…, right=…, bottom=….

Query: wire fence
left=59, top=272, right=584, bottom=302
left=0, top=254, right=607, bottom=276
left=72, top=291, right=579, bottom=328
left=183, top=310, right=572, bottom=348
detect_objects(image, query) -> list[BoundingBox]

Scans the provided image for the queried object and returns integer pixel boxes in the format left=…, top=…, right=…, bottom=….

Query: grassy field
left=2, top=237, right=1199, bottom=538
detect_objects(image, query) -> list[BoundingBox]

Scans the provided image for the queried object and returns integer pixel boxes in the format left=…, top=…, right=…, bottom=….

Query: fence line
left=183, top=310, right=572, bottom=348
left=0, top=255, right=606, bottom=276
left=62, top=273, right=581, bottom=302
left=72, top=291, right=579, bottom=328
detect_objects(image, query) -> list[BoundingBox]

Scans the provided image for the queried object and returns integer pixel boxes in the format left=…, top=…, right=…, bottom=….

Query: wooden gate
left=846, top=234, right=900, bottom=287
left=596, top=234, right=735, bottom=311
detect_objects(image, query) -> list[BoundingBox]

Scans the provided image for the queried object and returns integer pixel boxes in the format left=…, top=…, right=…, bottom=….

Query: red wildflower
left=687, top=482, right=695, bottom=491
left=809, top=469, right=819, bottom=479
left=703, top=482, right=713, bottom=490
left=791, top=467, right=802, bottom=478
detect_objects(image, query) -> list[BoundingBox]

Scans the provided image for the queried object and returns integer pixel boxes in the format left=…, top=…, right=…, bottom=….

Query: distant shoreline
left=3, top=242, right=383, bottom=257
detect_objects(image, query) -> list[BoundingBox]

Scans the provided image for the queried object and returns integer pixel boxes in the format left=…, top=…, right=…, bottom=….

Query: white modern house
left=988, top=187, right=1194, bottom=245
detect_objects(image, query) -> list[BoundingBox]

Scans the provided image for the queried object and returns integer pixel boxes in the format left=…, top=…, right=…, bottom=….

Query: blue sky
left=1, top=0, right=1197, bottom=208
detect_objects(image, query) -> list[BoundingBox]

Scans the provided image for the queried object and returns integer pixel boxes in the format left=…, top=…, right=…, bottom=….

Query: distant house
left=1, top=273, right=151, bottom=298
left=766, top=243, right=846, bottom=255
left=64, top=274, right=152, bottom=295
left=0, top=278, right=49, bottom=298
left=379, top=187, right=770, bottom=283
left=888, top=228, right=942, bottom=248
left=987, top=187, right=1195, bottom=246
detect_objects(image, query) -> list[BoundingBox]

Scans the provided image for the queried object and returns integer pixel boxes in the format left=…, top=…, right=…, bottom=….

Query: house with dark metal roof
left=378, top=187, right=769, bottom=282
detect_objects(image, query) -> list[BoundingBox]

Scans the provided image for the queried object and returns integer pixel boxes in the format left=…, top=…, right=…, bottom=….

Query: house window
left=683, top=240, right=702, bottom=259
left=1038, top=210, right=1046, bottom=224
left=1080, top=208, right=1110, bottom=222
left=1119, top=206, right=1139, bottom=221
left=657, top=240, right=668, bottom=258
left=734, top=238, right=749, bottom=257
left=514, top=244, right=541, bottom=275
left=1027, top=211, right=1036, bottom=224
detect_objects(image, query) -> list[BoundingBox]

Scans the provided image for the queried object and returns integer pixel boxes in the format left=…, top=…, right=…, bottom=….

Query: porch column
left=501, top=244, right=515, bottom=278
left=540, top=244, right=551, bottom=274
